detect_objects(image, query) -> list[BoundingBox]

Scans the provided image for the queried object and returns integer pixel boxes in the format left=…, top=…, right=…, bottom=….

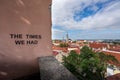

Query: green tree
left=62, top=46, right=118, bottom=80
left=59, top=43, right=69, bottom=47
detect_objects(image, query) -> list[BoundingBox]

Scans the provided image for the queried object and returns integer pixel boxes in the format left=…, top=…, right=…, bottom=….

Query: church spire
left=66, top=32, right=69, bottom=43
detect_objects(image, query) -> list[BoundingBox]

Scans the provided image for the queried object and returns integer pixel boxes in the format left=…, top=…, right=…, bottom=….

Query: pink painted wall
left=0, top=0, right=52, bottom=79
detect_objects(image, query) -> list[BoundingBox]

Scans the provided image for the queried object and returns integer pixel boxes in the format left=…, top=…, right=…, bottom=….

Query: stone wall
left=39, top=56, right=78, bottom=80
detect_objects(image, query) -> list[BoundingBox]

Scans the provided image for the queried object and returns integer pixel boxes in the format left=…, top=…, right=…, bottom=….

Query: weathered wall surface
left=0, top=0, right=52, bottom=79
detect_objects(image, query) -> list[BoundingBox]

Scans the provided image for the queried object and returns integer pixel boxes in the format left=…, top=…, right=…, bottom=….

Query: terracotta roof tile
left=89, top=42, right=108, bottom=49
left=107, top=73, right=120, bottom=80
left=103, top=51, right=120, bottom=66
left=52, top=46, right=68, bottom=52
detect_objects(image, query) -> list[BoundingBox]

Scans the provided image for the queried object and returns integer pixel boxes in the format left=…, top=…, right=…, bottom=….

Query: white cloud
left=52, top=0, right=120, bottom=30
left=52, top=28, right=65, bottom=39
left=52, top=28, right=65, bottom=34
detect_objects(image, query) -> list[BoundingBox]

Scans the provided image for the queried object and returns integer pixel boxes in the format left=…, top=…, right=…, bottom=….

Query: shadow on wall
left=0, top=59, right=39, bottom=80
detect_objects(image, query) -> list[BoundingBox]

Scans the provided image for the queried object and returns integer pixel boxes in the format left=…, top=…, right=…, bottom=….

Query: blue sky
left=52, top=0, right=120, bottom=40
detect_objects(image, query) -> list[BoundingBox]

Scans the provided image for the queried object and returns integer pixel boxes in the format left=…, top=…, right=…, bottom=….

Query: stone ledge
left=39, top=56, right=78, bottom=80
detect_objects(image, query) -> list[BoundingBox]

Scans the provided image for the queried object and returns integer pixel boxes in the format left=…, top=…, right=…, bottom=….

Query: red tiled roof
left=109, top=48, right=120, bottom=52
left=69, top=46, right=79, bottom=48
left=79, top=43, right=85, bottom=46
left=109, top=45, right=120, bottom=52
left=74, top=49, right=80, bottom=54
left=52, top=46, right=68, bottom=52
left=89, top=42, right=108, bottom=49
left=107, top=73, right=120, bottom=80
left=52, top=51, right=59, bottom=56
left=68, top=46, right=80, bottom=54
left=103, top=51, right=120, bottom=66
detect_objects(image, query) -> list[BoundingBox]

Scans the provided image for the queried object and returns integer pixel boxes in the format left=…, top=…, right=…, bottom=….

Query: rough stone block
left=39, top=56, right=78, bottom=80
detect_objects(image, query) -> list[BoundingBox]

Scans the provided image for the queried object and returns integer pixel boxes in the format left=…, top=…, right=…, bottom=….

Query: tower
left=66, top=32, right=69, bottom=43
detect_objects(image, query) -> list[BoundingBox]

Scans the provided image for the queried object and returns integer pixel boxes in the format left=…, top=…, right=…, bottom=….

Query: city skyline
left=52, top=0, right=120, bottom=40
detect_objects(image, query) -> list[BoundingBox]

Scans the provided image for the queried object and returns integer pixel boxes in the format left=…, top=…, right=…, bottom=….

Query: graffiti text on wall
left=10, top=34, right=42, bottom=45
